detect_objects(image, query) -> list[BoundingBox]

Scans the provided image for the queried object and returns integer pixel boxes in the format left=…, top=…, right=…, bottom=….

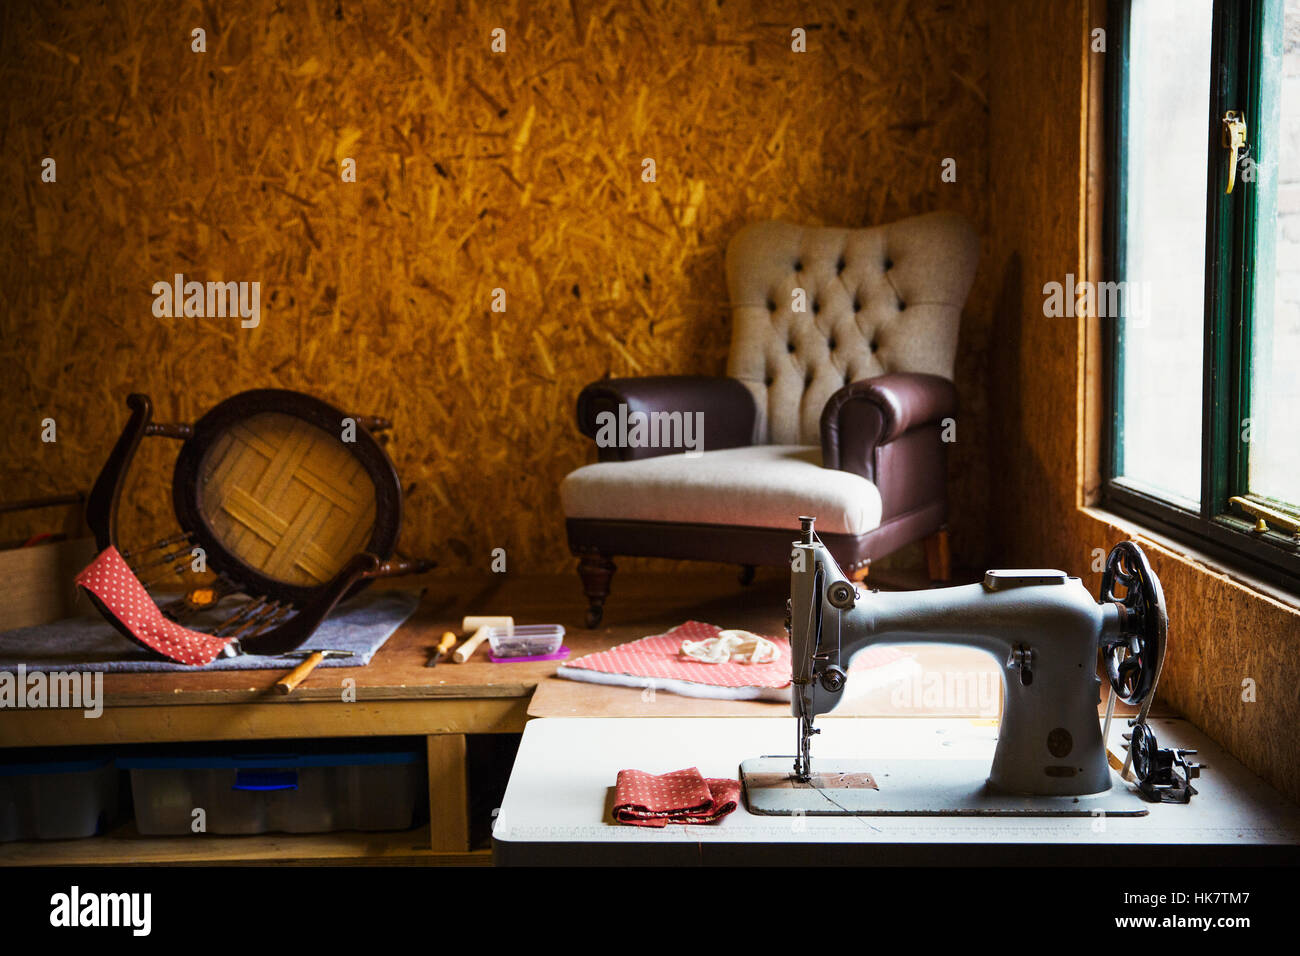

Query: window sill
left=1080, top=505, right=1300, bottom=615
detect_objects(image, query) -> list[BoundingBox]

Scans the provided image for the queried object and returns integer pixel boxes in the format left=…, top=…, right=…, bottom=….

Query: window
left=1106, top=0, right=1300, bottom=590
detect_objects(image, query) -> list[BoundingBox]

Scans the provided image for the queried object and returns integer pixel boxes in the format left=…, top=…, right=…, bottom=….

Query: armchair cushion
left=820, top=372, right=957, bottom=478
left=560, top=445, right=882, bottom=536
left=576, top=376, right=757, bottom=462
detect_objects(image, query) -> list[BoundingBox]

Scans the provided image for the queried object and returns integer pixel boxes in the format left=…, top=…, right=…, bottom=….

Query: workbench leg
left=427, top=734, right=470, bottom=852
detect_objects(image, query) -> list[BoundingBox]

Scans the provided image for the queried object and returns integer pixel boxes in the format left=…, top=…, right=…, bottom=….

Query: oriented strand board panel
left=0, top=0, right=993, bottom=575
left=985, top=0, right=1300, bottom=805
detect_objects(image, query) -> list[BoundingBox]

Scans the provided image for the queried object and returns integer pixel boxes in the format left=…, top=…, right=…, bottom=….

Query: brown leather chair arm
left=820, top=373, right=957, bottom=480
left=576, top=376, right=757, bottom=461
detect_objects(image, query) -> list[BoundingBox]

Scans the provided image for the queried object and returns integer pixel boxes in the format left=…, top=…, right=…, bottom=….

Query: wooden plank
left=531, top=679, right=787, bottom=718
left=1079, top=0, right=1108, bottom=506
left=427, top=734, right=469, bottom=852
left=0, top=698, right=530, bottom=747
left=0, top=822, right=489, bottom=867
left=0, top=537, right=97, bottom=630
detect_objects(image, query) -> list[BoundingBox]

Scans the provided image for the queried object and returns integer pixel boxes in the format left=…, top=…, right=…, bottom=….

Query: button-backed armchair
left=560, top=211, right=979, bottom=626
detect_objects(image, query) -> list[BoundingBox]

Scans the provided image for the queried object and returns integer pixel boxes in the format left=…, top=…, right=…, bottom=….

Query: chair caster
left=585, top=605, right=604, bottom=629
left=738, top=564, right=756, bottom=586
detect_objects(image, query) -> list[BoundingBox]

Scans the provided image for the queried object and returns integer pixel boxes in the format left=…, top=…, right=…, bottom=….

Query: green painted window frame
left=1104, top=0, right=1300, bottom=592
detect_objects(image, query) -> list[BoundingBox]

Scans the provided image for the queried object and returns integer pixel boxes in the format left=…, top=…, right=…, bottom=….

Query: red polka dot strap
left=612, top=767, right=741, bottom=827
left=75, top=546, right=236, bottom=666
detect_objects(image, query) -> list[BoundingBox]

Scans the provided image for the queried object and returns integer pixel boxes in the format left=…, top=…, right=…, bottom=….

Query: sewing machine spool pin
left=746, top=522, right=1186, bottom=815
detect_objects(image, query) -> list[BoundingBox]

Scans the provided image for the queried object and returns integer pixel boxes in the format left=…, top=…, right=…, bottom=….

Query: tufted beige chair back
left=725, top=211, right=979, bottom=446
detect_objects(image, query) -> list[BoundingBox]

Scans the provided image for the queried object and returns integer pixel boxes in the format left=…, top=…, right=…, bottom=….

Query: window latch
left=1229, top=496, right=1300, bottom=541
left=1222, top=111, right=1248, bottom=194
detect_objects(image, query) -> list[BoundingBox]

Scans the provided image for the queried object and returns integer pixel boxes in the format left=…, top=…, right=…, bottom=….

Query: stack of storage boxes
left=0, top=739, right=425, bottom=841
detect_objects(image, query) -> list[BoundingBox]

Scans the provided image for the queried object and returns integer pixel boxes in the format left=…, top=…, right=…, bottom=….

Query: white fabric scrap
left=678, top=629, right=778, bottom=665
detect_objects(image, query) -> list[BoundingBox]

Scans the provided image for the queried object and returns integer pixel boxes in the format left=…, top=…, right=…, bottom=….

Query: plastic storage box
left=119, top=740, right=424, bottom=836
left=487, top=624, right=565, bottom=658
left=0, top=749, right=120, bottom=842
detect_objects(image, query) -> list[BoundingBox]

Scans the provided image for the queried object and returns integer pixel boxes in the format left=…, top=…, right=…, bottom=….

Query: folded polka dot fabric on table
left=566, top=620, right=793, bottom=689
left=75, top=546, right=236, bottom=666
left=612, top=767, right=741, bottom=827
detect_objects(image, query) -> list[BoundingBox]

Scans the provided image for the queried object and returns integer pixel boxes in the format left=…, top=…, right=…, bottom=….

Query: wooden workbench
left=0, top=568, right=804, bottom=864
left=0, top=566, right=1175, bottom=865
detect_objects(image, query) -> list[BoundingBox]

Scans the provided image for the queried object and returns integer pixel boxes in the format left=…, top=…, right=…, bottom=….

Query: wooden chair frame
left=84, top=392, right=431, bottom=657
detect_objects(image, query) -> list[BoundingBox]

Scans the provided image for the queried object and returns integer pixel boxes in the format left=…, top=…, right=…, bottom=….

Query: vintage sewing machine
left=741, top=517, right=1202, bottom=816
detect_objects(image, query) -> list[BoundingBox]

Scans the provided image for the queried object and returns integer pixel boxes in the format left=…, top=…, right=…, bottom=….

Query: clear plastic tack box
left=487, top=624, right=564, bottom=658
left=0, top=748, right=120, bottom=842
left=118, top=738, right=425, bottom=836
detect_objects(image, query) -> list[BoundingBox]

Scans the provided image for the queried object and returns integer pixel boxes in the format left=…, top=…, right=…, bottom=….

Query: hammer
left=275, top=649, right=354, bottom=694
left=452, top=615, right=513, bottom=663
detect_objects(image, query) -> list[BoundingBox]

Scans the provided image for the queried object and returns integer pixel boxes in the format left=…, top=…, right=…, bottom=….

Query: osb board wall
left=0, top=0, right=996, bottom=575
left=987, top=0, right=1300, bottom=803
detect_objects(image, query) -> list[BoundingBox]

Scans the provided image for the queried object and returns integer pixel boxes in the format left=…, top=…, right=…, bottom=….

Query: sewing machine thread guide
left=740, top=757, right=1151, bottom=817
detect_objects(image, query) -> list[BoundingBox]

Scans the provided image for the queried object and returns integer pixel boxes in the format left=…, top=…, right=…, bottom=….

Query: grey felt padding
left=0, top=589, right=419, bottom=672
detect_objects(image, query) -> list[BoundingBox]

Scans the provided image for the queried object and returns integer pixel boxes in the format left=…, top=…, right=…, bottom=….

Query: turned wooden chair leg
left=924, top=528, right=952, bottom=583
left=577, top=553, right=617, bottom=628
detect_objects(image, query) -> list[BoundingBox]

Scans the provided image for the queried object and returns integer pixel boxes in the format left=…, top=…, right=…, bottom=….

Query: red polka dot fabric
left=567, top=620, right=911, bottom=691
left=612, top=767, right=741, bottom=827
left=567, top=621, right=793, bottom=689
left=75, top=546, right=236, bottom=666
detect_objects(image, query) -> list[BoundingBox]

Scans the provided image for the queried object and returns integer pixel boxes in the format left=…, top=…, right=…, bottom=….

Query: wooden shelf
left=0, top=823, right=490, bottom=867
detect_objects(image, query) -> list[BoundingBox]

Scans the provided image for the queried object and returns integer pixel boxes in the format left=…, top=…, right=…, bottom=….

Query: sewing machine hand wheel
left=1098, top=541, right=1166, bottom=705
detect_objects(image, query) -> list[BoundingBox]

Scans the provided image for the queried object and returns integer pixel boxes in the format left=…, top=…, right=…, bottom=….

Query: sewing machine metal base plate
left=740, top=757, right=1150, bottom=817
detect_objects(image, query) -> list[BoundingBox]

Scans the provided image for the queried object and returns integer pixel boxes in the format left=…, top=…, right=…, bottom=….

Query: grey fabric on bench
left=0, top=589, right=419, bottom=672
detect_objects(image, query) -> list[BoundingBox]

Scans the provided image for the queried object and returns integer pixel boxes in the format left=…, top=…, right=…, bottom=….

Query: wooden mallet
left=275, top=649, right=354, bottom=694
left=452, top=615, right=513, bottom=663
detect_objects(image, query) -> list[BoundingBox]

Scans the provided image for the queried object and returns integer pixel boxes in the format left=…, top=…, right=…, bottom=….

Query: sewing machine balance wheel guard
left=741, top=522, right=1178, bottom=817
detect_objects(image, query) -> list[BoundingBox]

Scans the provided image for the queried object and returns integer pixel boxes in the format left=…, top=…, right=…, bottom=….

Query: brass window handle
left=1222, top=110, right=1248, bottom=194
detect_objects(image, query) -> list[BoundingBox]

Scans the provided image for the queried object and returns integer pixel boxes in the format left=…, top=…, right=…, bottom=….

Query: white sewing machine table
left=492, top=717, right=1300, bottom=866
